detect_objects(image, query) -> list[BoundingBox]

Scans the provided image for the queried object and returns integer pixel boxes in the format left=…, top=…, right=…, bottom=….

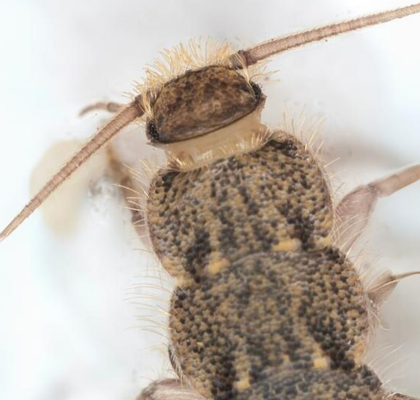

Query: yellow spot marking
left=272, top=238, right=301, bottom=252
left=206, top=258, right=230, bottom=275
left=315, top=234, right=331, bottom=249
left=312, top=342, right=329, bottom=370
left=313, top=356, right=329, bottom=370
left=235, top=375, right=251, bottom=391
left=176, top=276, right=194, bottom=288
left=346, top=309, right=359, bottom=319
left=282, top=354, right=291, bottom=364
left=352, top=341, right=365, bottom=366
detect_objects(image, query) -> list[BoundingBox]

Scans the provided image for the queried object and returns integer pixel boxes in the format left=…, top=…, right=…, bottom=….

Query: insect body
left=2, top=2, right=420, bottom=400
left=151, top=135, right=368, bottom=397
left=142, top=60, right=418, bottom=399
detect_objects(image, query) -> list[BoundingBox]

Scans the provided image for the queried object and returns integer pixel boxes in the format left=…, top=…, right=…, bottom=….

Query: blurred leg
left=334, top=164, right=420, bottom=253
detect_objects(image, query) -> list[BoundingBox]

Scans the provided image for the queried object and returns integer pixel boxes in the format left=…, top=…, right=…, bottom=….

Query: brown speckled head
left=146, top=66, right=264, bottom=143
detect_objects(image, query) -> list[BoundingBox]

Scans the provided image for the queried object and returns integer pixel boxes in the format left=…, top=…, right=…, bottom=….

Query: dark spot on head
left=147, top=121, right=160, bottom=141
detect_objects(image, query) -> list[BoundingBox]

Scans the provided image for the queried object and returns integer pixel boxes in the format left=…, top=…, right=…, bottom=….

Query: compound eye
left=146, top=122, right=160, bottom=142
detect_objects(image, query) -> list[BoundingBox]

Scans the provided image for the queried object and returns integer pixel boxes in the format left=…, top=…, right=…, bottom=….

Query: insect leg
left=333, top=164, right=420, bottom=254
left=137, top=379, right=204, bottom=400
left=106, top=145, right=150, bottom=241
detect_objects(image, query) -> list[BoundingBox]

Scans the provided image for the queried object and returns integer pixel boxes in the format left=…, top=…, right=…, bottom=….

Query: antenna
left=230, top=3, right=420, bottom=67
left=0, top=100, right=144, bottom=240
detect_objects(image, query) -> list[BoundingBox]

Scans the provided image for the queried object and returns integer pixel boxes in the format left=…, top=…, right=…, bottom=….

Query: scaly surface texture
left=147, top=136, right=381, bottom=399
left=148, top=139, right=332, bottom=278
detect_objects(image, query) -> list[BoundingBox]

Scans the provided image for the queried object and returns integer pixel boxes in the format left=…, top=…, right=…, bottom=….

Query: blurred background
left=0, top=1, right=420, bottom=399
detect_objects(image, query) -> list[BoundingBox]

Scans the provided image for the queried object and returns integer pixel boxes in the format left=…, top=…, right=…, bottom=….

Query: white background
left=1, top=1, right=420, bottom=399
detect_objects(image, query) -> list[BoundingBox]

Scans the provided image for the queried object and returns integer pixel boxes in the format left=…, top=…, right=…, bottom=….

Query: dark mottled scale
left=147, top=137, right=383, bottom=399
left=237, top=367, right=383, bottom=400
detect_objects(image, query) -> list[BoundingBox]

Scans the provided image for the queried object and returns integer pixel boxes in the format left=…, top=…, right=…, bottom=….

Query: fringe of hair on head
left=132, top=38, right=272, bottom=120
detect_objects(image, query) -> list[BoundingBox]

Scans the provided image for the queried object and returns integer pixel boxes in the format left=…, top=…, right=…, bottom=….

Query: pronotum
left=1, top=1, right=420, bottom=400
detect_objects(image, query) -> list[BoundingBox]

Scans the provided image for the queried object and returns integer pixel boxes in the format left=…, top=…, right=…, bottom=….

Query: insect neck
left=160, top=106, right=269, bottom=171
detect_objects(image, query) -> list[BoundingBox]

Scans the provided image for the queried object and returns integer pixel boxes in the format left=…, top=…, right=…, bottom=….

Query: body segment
left=147, top=137, right=382, bottom=399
